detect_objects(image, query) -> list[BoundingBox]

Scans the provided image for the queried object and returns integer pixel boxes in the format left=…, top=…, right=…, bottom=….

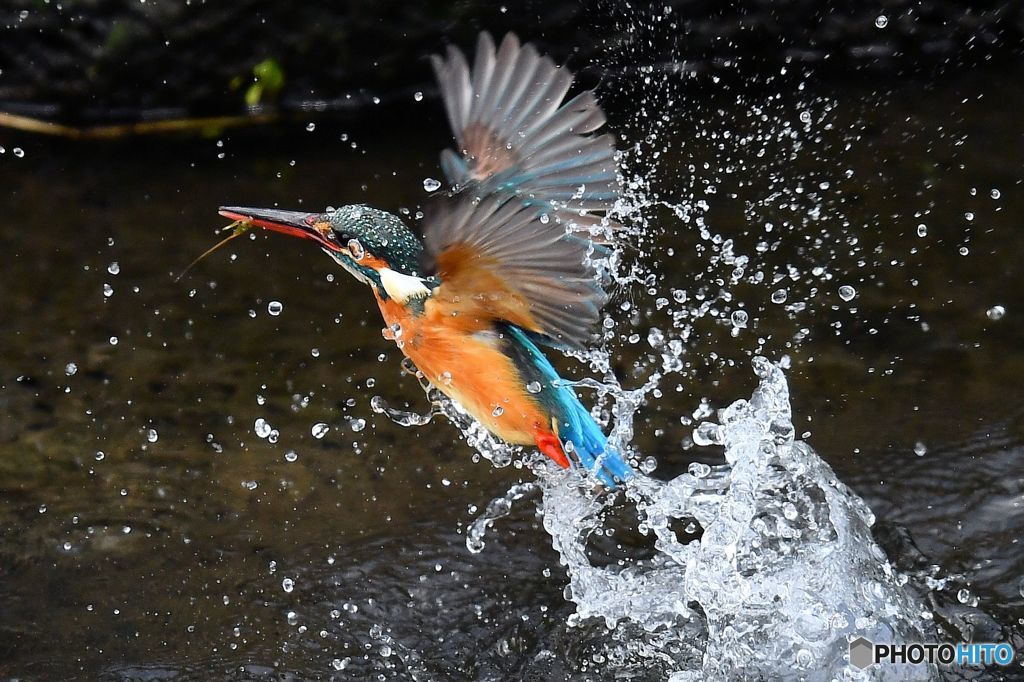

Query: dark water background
left=1, top=61, right=1022, bottom=679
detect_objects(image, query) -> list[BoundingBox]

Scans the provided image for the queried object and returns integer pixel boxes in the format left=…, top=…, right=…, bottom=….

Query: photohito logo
left=849, top=637, right=1015, bottom=669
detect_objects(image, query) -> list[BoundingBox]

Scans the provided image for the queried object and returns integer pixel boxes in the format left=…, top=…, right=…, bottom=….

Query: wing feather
left=430, top=32, right=619, bottom=224
left=422, top=194, right=606, bottom=350
left=423, top=32, right=622, bottom=349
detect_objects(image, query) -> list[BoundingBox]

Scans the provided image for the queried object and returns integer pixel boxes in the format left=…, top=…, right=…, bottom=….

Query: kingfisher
left=218, top=33, right=634, bottom=487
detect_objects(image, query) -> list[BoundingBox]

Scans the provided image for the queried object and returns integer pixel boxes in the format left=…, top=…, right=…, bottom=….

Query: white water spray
left=538, top=357, right=931, bottom=678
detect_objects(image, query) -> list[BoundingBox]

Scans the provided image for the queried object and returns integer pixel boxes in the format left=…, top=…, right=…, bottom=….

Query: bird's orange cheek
left=356, top=253, right=389, bottom=272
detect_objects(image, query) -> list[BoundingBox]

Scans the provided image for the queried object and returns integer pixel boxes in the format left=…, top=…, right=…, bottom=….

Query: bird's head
left=219, top=204, right=431, bottom=303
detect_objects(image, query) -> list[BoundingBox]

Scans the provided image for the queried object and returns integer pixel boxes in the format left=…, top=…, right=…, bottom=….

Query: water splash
left=364, top=115, right=932, bottom=675
left=534, top=357, right=930, bottom=677
left=356, top=19, right=937, bottom=673
left=465, top=481, right=538, bottom=554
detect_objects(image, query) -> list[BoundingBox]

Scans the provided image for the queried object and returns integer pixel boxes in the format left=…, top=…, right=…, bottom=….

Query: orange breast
left=373, top=292, right=550, bottom=445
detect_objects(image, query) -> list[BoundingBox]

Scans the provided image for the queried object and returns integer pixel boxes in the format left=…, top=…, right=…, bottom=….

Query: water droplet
left=311, top=422, right=329, bottom=439
left=65, top=362, right=78, bottom=376
left=986, top=305, right=1005, bottom=321
left=350, top=418, right=366, bottom=432
left=526, top=381, right=542, bottom=394
left=109, top=336, right=118, bottom=345
left=422, top=177, right=441, bottom=192
left=990, top=188, right=1001, bottom=200
left=95, top=451, right=105, bottom=461
left=103, top=283, right=114, bottom=297
left=913, top=441, right=927, bottom=457
left=284, top=450, right=298, bottom=463
left=310, top=347, right=320, bottom=357
left=254, top=418, right=272, bottom=438
left=731, top=310, right=749, bottom=328
left=957, top=588, right=971, bottom=604
left=286, top=611, right=298, bottom=625
left=492, top=406, right=504, bottom=417
left=305, top=122, right=315, bottom=132
left=282, top=577, right=294, bottom=593
left=413, top=91, right=423, bottom=102
left=687, top=461, right=713, bottom=478
left=916, top=224, right=928, bottom=237
left=242, top=480, right=258, bottom=490
left=771, top=289, right=787, bottom=304
left=640, top=456, right=658, bottom=474
left=875, top=14, right=888, bottom=28
left=267, top=300, right=283, bottom=316
left=798, top=110, right=812, bottom=124
left=107, top=261, right=120, bottom=275
left=13, top=147, right=24, bottom=158
left=838, top=285, right=856, bottom=302
left=147, top=428, right=159, bottom=443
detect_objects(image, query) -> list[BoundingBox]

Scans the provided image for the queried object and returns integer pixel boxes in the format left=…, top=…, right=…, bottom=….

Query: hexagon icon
left=849, top=637, right=875, bottom=669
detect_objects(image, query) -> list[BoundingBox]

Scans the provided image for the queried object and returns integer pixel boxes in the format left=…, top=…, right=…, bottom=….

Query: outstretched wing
left=429, top=31, right=619, bottom=233
left=422, top=32, right=618, bottom=350
left=421, top=193, right=606, bottom=350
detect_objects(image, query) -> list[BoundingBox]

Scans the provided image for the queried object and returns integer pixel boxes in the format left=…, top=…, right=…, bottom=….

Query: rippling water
left=0, top=57, right=1022, bottom=679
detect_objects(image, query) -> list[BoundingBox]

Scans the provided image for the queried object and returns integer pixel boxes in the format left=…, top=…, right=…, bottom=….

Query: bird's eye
left=347, top=239, right=365, bottom=260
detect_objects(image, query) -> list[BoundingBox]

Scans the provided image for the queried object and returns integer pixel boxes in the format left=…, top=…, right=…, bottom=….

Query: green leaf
left=243, top=58, right=285, bottom=107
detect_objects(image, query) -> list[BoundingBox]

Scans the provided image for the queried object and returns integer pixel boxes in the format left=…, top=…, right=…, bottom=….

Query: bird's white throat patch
left=379, top=268, right=431, bottom=303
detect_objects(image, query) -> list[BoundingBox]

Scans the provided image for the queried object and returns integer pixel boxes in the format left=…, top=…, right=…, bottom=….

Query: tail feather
left=505, top=325, right=635, bottom=487
left=555, top=396, right=634, bottom=488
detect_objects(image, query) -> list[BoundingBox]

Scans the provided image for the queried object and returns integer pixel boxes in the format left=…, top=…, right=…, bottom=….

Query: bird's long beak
left=218, top=206, right=344, bottom=253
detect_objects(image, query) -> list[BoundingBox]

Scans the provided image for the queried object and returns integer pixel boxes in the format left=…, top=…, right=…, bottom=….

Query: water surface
left=0, top=63, right=1022, bottom=679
